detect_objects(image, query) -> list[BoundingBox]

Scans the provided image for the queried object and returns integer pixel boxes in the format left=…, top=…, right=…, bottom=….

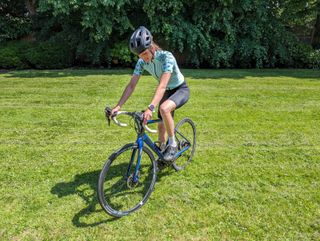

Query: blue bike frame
left=130, top=119, right=191, bottom=183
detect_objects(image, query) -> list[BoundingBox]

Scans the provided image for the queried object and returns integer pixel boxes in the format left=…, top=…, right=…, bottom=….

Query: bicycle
left=98, top=106, right=196, bottom=217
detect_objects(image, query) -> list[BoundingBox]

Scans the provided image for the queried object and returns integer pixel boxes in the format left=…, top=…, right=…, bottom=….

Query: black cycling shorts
left=158, top=81, right=190, bottom=119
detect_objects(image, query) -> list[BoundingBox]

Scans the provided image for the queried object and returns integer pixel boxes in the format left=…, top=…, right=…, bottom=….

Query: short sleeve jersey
left=133, top=50, right=184, bottom=89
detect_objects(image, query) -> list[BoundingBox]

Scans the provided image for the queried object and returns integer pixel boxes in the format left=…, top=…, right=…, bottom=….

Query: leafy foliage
left=35, top=0, right=317, bottom=68
left=25, top=41, right=74, bottom=69
left=0, top=0, right=32, bottom=42
left=0, top=47, right=24, bottom=69
left=308, top=49, right=320, bottom=68
left=109, top=41, right=134, bottom=66
left=0, top=0, right=318, bottom=68
left=275, top=0, right=318, bottom=29
left=0, top=41, right=33, bottom=69
left=0, top=40, right=74, bottom=69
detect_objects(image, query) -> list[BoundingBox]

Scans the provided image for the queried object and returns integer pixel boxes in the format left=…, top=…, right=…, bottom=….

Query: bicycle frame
left=130, top=119, right=191, bottom=183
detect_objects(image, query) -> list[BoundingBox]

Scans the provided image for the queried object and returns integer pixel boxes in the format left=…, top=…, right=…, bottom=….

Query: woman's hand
left=143, top=108, right=153, bottom=125
left=111, top=105, right=121, bottom=116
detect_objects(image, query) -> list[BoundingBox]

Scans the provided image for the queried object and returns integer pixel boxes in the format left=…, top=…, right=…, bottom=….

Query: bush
left=25, top=41, right=74, bottom=69
left=110, top=41, right=134, bottom=67
left=0, top=41, right=74, bottom=69
left=0, top=41, right=32, bottom=69
left=0, top=47, right=23, bottom=69
left=308, top=50, right=320, bottom=69
left=289, top=42, right=314, bottom=68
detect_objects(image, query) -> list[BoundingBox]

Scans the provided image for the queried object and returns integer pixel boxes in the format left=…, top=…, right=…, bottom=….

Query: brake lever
left=105, top=106, right=112, bottom=126
left=140, top=110, right=157, bottom=133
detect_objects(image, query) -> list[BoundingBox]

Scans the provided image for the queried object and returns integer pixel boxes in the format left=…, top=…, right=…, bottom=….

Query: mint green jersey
left=133, top=50, right=185, bottom=89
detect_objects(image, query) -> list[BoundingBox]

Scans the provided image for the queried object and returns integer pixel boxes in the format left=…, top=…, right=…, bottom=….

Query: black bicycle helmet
left=129, top=26, right=152, bottom=55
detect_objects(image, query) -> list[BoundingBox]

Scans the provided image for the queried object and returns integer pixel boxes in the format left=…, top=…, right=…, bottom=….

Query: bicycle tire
left=98, top=143, right=157, bottom=217
left=172, top=118, right=196, bottom=171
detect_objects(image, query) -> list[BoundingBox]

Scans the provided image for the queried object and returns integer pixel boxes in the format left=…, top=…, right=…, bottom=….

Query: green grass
left=0, top=69, right=320, bottom=240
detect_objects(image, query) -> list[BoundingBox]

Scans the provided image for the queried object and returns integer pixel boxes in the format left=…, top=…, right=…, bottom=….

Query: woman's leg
left=158, top=122, right=167, bottom=143
left=160, top=100, right=177, bottom=161
left=159, top=100, right=176, bottom=138
left=157, top=91, right=171, bottom=147
left=158, top=82, right=190, bottom=161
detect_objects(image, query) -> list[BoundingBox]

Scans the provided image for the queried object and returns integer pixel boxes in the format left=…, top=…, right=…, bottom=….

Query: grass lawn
left=0, top=68, right=320, bottom=240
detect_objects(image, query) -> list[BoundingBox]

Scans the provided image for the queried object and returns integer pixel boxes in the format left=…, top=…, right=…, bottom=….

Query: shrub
left=0, top=47, right=23, bottom=69
left=0, top=41, right=74, bottom=69
left=0, top=41, right=32, bottom=69
left=289, top=42, right=314, bottom=68
left=25, top=41, right=74, bottom=69
left=308, top=50, right=320, bottom=69
left=109, top=41, right=134, bottom=67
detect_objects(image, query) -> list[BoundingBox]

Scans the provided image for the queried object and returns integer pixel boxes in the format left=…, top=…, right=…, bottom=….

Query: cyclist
left=111, top=26, right=190, bottom=162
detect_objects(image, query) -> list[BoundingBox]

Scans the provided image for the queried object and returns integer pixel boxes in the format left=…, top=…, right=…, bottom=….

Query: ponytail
left=150, top=42, right=162, bottom=52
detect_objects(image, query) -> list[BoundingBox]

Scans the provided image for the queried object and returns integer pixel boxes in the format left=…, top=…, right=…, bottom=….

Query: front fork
left=127, top=136, right=144, bottom=183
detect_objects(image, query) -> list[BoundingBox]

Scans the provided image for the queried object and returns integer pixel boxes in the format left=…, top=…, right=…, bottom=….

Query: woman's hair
left=150, top=41, right=162, bottom=52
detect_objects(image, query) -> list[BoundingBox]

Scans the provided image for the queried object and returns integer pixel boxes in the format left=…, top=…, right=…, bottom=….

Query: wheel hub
left=127, top=172, right=140, bottom=189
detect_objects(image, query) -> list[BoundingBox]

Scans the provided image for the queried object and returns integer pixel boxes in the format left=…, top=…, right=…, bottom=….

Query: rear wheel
left=173, top=118, right=196, bottom=171
left=98, top=143, right=157, bottom=217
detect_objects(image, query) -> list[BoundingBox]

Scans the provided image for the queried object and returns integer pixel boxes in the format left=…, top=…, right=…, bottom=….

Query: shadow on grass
left=51, top=163, right=173, bottom=228
left=3, top=68, right=133, bottom=78
left=182, top=68, right=320, bottom=80
left=51, top=170, right=119, bottom=227
left=3, top=68, right=319, bottom=80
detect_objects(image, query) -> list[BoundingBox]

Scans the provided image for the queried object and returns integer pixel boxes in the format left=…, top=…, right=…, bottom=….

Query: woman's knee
left=160, top=101, right=175, bottom=115
left=159, top=103, right=170, bottom=115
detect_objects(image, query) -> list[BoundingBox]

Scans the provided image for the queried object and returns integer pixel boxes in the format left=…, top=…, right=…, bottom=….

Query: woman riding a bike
left=111, top=26, right=190, bottom=162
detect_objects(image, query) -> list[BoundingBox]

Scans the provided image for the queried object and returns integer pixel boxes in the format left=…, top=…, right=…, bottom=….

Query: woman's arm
left=112, top=74, right=140, bottom=114
left=143, top=72, right=171, bottom=123
left=150, top=72, right=171, bottom=107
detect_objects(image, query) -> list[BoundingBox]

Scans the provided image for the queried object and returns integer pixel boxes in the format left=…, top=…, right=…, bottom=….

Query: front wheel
left=98, top=143, right=157, bottom=217
left=173, top=118, right=196, bottom=171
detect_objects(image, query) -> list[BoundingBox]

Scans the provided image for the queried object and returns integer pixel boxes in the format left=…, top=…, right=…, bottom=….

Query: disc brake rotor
left=126, top=172, right=140, bottom=189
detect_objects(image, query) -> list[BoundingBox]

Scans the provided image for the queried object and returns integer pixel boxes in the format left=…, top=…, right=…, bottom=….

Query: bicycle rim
left=173, top=118, right=196, bottom=171
left=98, top=143, right=157, bottom=217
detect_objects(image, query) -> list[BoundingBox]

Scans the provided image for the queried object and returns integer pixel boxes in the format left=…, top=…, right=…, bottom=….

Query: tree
left=0, top=0, right=32, bottom=42
left=25, top=0, right=37, bottom=17
left=2, top=0, right=315, bottom=68
left=272, top=0, right=319, bottom=47
left=311, top=2, right=320, bottom=48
